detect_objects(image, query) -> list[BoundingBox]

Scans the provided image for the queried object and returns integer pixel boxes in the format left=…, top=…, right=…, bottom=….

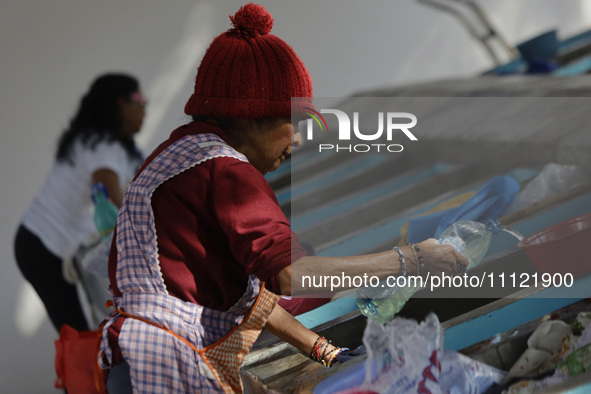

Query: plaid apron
left=98, top=133, right=281, bottom=393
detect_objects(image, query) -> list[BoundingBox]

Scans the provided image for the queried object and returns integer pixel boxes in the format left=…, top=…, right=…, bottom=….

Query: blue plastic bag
left=407, top=176, right=519, bottom=243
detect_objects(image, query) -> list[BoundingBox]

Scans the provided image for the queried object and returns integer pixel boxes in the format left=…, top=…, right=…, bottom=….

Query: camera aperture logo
left=303, top=108, right=418, bottom=153
left=303, top=107, right=328, bottom=132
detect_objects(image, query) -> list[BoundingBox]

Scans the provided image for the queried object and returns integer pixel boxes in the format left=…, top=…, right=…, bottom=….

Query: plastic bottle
left=438, top=219, right=503, bottom=270
left=357, top=220, right=503, bottom=324
left=357, top=281, right=418, bottom=324
left=91, top=182, right=119, bottom=240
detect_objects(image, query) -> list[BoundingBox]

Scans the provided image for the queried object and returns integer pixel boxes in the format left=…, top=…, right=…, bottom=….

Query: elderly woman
left=98, top=4, right=467, bottom=393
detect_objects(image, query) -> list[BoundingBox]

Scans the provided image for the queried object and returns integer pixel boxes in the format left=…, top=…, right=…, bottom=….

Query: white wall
left=1, top=0, right=589, bottom=392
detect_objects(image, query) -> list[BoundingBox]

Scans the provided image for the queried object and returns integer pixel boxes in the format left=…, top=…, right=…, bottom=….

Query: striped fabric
left=98, top=133, right=280, bottom=393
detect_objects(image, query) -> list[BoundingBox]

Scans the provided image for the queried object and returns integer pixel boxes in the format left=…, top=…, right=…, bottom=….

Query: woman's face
left=238, top=117, right=302, bottom=175
left=118, top=92, right=146, bottom=136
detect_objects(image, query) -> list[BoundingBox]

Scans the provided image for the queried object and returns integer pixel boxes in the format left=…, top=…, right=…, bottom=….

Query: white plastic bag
left=527, top=320, right=572, bottom=355
left=72, top=232, right=113, bottom=327
left=438, top=351, right=506, bottom=394
left=505, top=163, right=588, bottom=215
left=76, top=232, right=112, bottom=278
left=355, top=313, right=505, bottom=393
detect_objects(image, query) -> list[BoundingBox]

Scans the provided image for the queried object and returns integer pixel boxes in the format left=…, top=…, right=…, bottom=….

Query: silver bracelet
left=392, top=246, right=407, bottom=277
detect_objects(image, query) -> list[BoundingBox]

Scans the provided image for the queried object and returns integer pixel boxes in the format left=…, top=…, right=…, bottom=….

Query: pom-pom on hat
left=184, top=3, right=313, bottom=119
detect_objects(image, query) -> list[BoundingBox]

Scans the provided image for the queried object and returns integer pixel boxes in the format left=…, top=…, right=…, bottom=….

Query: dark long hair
left=56, top=73, right=143, bottom=164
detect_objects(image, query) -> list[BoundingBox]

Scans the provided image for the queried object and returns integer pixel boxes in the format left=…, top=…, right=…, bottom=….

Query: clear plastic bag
left=349, top=313, right=505, bottom=393
left=505, top=163, right=589, bottom=215
left=71, top=232, right=113, bottom=327
left=438, top=351, right=507, bottom=394
left=75, top=232, right=112, bottom=278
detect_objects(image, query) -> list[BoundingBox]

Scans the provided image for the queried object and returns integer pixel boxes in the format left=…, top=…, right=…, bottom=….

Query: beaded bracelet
left=310, top=336, right=350, bottom=367
left=310, top=336, right=331, bottom=363
left=322, top=346, right=340, bottom=366
left=318, top=339, right=331, bottom=362
left=320, top=339, right=333, bottom=362
left=325, top=347, right=349, bottom=367
left=408, top=243, right=425, bottom=276
left=392, top=246, right=407, bottom=277
left=310, top=336, right=323, bottom=361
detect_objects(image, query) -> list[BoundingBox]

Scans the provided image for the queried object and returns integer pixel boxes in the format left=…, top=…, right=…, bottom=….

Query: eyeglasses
left=129, top=92, right=148, bottom=107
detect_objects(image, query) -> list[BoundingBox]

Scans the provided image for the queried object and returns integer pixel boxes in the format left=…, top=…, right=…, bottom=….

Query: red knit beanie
left=184, top=3, right=313, bottom=119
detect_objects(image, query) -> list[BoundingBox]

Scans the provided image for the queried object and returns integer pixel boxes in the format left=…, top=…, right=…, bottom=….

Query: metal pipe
left=417, top=0, right=517, bottom=65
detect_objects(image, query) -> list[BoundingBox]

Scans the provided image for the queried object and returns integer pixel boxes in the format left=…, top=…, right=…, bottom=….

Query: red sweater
left=109, top=121, right=307, bottom=310
left=106, top=122, right=308, bottom=366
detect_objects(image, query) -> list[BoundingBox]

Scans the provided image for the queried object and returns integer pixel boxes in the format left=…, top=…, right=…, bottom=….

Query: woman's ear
left=115, top=96, right=127, bottom=114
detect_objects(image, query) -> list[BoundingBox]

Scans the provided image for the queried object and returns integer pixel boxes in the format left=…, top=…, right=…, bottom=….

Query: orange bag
left=54, top=324, right=106, bottom=393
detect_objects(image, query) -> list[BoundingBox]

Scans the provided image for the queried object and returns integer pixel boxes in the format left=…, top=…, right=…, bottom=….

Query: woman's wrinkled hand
left=406, top=238, right=469, bottom=278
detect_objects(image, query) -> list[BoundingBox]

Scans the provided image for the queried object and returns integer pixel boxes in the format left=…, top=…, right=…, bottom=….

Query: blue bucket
left=516, top=30, right=559, bottom=61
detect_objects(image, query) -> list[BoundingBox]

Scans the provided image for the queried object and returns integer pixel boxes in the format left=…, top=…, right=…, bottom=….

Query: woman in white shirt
left=14, top=73, right=146, bottom=331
